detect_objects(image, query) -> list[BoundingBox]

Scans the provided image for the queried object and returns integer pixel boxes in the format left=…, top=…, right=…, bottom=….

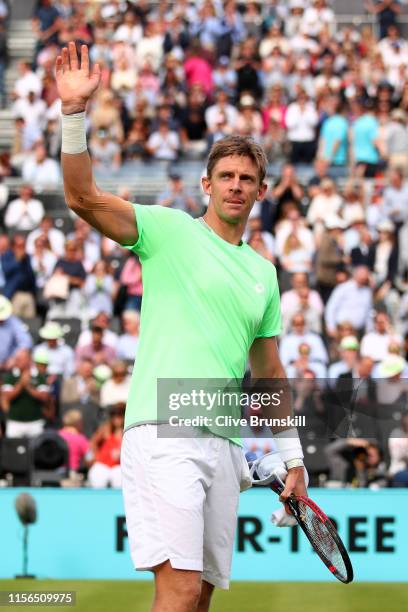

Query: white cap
left=376, top=219, right=395, bottom=233
left=325, top=215, right=346, bottom=230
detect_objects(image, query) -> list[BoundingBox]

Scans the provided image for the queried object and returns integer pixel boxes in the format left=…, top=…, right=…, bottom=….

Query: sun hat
left=379, top=355, right=406, bottom=378
left=340, top=336, right=360, bottom=351
left=93, top=364, right=112, bottom=383
left=33, top=347, right=50, bottom=365
left=0, top=296, right=12, bottom=321
left=39, top=321, right=65, bottom=340
left=376, top=219, right=395, bottom=233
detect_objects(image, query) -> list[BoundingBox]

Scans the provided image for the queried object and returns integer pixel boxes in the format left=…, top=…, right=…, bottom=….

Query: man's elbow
left=65, top=187, right=99, bottom=212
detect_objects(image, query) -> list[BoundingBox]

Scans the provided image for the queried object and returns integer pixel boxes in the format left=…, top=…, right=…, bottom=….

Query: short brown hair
left=206, top=136, right=267, bottom=184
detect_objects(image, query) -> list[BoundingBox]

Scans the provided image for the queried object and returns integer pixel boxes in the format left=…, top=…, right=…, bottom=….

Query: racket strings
left=296, top=500, right=348, bottom=580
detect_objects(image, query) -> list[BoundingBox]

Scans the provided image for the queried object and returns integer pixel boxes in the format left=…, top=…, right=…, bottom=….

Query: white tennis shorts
left=121, top=424, right=251, bottom=589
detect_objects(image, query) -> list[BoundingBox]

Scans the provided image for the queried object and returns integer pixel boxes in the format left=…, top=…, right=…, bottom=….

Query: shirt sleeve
left=256, top=268, right=283, bottom=338
left=12, top=318, right=33, bottom=352
left=122, top=203, right=190, bottom=261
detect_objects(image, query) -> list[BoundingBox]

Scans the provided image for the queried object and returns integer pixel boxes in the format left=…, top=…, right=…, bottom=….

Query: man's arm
left=249, top=336, right=307, bottom=506
left=56, top=42, right=138, bottom=246
left=325, top=284, right=342, bottom=336
left=1, top=383, right=24, bottom=411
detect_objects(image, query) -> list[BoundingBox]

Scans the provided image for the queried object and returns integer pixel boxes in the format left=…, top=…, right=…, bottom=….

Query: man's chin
left=219, top=207, right=248, bottom=225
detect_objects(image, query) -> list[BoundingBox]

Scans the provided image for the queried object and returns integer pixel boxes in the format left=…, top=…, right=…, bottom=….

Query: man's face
left=292, top=315, right=305, bottom=334
left=91, top=329, right=103, bottom=346
left=78, top=360, right=93, bottom=379
left=354, top=266, right=369, bottom=286
left=390, top=170, right=402, bottom=187
left=217, top=91, right=228, bottom=105
left=20, top=186, right=32, bottom=200
left=202, top=155, right=267, bottom=225
left=35, top=146, right=47, bottom=163
left=375, top=314, right=388, bottom=333
left=123, top=316, right=139, bottom=334
left=94, top=313, right=109, bottom=329
left=292, top=272, right=308, bottom=290
left=12, top=236, right=26, bottom=256
left=358, top=357, right=373, bottom=378
left=41, top=218, right=53, bottom=232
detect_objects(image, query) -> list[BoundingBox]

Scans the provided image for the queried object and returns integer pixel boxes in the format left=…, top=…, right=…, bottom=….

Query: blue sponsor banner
left=1, top=488, right=407, bottom=581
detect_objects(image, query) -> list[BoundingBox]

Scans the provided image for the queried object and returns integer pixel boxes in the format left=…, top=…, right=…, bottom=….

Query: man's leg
left=197, top=580, right=214, bottom=612
left=152, top=560, right=202, bottom=612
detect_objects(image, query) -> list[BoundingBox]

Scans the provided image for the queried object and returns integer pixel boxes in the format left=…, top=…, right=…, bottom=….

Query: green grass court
left=1, top=581, right=407, bottom=612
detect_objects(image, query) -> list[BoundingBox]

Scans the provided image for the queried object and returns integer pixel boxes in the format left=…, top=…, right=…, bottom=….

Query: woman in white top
left=285, top=89, right=318, bottom=164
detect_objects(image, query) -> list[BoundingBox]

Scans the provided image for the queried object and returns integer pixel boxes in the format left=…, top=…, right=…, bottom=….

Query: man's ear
left=201, top=176, right=211, bottom=196
left=257, top=181, right=268, bottom=201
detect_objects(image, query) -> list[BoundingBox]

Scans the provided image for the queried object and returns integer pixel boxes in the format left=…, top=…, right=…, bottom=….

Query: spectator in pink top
left=75, top=325, right=117, bottom=368
left=262, top=83, right=287, bottom=133
left=58, top=409, right=89, bottom=472
left=119, top=253, right=143, bottom=311
left=184, top=43, right=213, bottom=96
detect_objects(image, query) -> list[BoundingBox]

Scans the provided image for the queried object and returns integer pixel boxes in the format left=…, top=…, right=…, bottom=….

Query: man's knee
left=172, top=579, right=202, bottom=609
left=154, top=561, right=202, bottom=611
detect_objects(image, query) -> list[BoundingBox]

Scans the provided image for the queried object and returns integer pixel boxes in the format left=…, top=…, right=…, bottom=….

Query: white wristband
left=285, top=458, right=304, bottom=470
left=273, top=427, right=304, bottom=463
left=61, top=111, right=87, bottom=154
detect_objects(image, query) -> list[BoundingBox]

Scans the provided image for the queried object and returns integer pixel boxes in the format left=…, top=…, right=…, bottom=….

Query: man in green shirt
left=1, top=348, right=53, bottom=438
left=56, top=42, right=307, bottom=612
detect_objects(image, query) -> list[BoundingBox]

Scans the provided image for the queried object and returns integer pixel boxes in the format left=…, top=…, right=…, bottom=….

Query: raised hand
left=56, top=42, right=101, bottom=115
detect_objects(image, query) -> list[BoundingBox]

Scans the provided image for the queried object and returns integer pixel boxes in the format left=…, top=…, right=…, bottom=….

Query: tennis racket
left=267, top=471, right=354, bottom=584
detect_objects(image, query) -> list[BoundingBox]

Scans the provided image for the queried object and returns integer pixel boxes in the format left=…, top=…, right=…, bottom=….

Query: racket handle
left=268, top=472, right=286, bottom=495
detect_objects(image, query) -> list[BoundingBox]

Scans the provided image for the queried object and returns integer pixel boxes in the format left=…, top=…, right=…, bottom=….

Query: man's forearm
left=61, top=107, right=98, bottom=209
left=62, top=149, right=99, bottom=209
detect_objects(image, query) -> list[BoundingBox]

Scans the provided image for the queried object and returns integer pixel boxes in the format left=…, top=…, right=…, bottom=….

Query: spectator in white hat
left=236, top=94, right=263, bottom=142
left=376, top=354, right=408, bottom=404
left=328, top=336, right=360, bottom=386
left=34, top=321, right=75, bottom=379
left=285, top=0, right=306, bottom=38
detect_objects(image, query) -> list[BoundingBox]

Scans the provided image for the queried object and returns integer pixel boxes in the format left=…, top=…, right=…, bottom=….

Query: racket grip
left=268, top=473, right=286, bottom=495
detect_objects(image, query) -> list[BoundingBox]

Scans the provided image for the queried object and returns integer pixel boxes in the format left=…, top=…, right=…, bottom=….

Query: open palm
left=56, top=42, right=101, bottom=110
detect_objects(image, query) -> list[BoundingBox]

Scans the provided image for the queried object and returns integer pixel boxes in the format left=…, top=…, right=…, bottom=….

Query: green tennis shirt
left=122, top=204, right=282, bottom=442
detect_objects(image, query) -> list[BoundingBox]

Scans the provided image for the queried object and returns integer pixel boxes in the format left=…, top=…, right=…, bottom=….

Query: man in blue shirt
left=351, top=100, right=383, bottom=178
left=0, top=295, right=33, bottom=369
left=0, top=234, right=37, bottom=318
left=325, top=266, right=373, bottom=337
left=318, top=96, right=349, bottom=174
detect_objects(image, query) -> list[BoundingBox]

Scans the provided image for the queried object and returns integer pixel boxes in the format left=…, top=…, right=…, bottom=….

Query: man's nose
left=230, top=176, right=242, bottom=191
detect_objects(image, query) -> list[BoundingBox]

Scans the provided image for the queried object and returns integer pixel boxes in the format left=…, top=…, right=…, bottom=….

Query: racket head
left=288, top=495, right=354, bottom=584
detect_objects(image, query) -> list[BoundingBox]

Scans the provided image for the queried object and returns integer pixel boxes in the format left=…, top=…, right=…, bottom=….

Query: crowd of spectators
left=0, top=0, right=407, bottom=488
